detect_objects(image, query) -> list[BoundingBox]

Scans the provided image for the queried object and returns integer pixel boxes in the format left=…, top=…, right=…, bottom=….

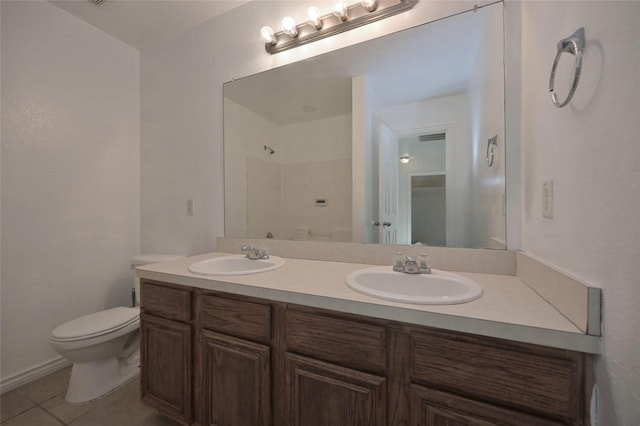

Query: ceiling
left=49, top=0, right=248, bottom=49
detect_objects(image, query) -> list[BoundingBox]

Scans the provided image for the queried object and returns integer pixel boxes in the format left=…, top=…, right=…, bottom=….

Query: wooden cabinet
left=140, top=280, right=593, bottom=426
left=409, top=328, right=586, bottom=424
left=280, top=306, right=388, bottom=425
left=411, top=386, right=564, bottom=426
left=283, top=352, right=386, bottom=425
left=201, top=330, right=270, bottom=426
left=199, top=293, right=272, bottom=426
left=140, top=281, right=193, bottom=426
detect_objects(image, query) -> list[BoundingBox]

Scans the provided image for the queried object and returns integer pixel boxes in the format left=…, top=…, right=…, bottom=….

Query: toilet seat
left=51, top=307, right=140, bottom=342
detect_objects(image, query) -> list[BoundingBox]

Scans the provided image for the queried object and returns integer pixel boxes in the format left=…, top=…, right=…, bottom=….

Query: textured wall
left=521, top=2, right=640, bottom=424
left=1, top=1, right=139, bottom=385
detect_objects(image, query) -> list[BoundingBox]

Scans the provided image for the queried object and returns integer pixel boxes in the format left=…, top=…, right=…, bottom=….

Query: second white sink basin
left=345, top=266, right=483, bottom=305
left=189, top=255, right=285, bottom=276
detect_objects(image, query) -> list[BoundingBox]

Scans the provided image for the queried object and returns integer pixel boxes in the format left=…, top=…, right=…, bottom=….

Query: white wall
left=247, top=157, right=282, bottom=239
left=1, top=0, right=140, bottom=388
left=279, top=115, right=352, bottom=240
left=521, top=1, right=640, bottom=424
left=224, top=98, right=280, bottom=238
left=468, top=2, right=506, bottom=249
left=225, top=102, right=351, bottom=240
left=352, top=75, right=384, bottom=244
left=279, top=115, right=352, bottom=164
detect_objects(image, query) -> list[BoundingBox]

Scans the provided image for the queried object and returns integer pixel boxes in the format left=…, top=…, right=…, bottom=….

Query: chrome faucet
left=393, top=253, right=431, bottom=274
left=241, top=244, right=270, bottom=260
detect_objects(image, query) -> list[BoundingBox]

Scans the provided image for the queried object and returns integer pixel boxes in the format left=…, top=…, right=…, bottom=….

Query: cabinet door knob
left=383, top=221, right=392, bottom=227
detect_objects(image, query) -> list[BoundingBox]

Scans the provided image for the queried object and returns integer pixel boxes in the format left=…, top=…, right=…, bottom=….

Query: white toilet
left=49, top=254, right=184, bottom=404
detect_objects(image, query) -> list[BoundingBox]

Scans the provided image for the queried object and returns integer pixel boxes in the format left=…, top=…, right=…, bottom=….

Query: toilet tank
left=131, top=254, right=185, bottom=305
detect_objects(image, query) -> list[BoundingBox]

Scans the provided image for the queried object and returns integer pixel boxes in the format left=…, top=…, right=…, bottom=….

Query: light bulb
left=307, top=6, right=323, bottom=30
left=333, top=0, right=348, bottom=21
left=361, top=0, right=377, bottom=12
left=400, top=154, right=411, bottom=164
left=260, top=26, right=276, bottom=44
left=281, top=16, right=298, bottom=38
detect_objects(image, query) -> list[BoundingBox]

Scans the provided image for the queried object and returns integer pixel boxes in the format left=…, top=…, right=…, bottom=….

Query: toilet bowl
left=49, top=254, right=184, bottom=404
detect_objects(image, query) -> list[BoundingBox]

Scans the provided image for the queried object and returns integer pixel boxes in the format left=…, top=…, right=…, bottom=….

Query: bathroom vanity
left=137, top=251, right=599, bottom=426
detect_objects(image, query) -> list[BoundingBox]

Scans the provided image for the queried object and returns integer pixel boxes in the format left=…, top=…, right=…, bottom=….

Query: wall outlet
left=542, top=180, right=554, bottom=219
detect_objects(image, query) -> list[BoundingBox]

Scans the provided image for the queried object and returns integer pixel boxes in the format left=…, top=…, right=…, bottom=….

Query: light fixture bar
left=264, top=0, right=418, bottom=54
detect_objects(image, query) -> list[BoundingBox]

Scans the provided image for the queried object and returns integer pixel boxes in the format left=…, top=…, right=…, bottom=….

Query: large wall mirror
left=224, top=2, right=506, bottom=249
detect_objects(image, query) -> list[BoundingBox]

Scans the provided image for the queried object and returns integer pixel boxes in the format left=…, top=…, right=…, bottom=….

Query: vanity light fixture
left=333, top=0, right=349, bottom=21
left=307, top=6, right=323, bottom=30
left=361, top=0, right=377, bottom=12
left=281, top=16, right=299, bottom=38
left=260, top=26, right=276, bottom=45
left=261, top=0, right=418, bottom=54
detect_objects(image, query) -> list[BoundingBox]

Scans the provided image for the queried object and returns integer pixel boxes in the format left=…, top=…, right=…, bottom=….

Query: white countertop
left=136, top=252, right=600, bottom=354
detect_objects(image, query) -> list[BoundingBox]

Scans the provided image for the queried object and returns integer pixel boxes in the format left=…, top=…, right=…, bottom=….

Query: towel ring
left=549, top=28, right=585, bottom=108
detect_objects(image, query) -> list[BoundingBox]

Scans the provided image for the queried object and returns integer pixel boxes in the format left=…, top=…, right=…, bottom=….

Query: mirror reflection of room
left=224, top=2, right=505, bottom=249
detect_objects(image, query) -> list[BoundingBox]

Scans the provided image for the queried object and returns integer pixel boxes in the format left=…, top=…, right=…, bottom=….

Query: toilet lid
left=51, top=306, right=140, bottom=341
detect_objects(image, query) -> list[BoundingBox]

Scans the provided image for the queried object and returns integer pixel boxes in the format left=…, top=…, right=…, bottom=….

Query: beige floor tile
left=68, top=379, right=179, bottom=426
left=2, top=406, right=63, bottom=426
left=17, top=367, right=71, bottom=404
left=0, top=390, right=36, bottom=423
left=40, top=393, right=95, bottom=424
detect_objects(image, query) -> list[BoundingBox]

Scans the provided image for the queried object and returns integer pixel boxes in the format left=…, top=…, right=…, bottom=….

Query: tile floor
left=0, top=368, right=179, bottom=425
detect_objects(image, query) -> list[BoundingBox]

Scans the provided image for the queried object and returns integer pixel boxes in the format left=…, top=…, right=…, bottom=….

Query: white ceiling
left=49, top=0, right=248, bottom=49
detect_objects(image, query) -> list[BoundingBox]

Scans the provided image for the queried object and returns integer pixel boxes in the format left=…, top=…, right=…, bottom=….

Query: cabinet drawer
left=410, top=328, right=583, bottom=422
left=140, top=281, right=191, bottom=322
left=285, top=307, right=387, bottom=373
left=411, top=385, right=564, bottom=426
left=201, top=294, right=271, bottom=344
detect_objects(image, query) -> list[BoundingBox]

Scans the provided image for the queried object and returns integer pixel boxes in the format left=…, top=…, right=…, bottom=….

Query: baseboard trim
left=1, top=356, right=71, bottom=394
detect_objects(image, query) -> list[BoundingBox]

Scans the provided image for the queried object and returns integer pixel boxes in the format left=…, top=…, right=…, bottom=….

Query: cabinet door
left=140, top=313, right=192, bottom=425
left=411, top=385, right=564, bottom=426
left=202, top=330, right=270, bottom=426
left=284, top=352, right=386, bottom=426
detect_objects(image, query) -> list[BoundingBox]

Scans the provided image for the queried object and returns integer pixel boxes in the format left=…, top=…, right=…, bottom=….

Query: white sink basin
left=188, top=255, right=285, bottom=276
left=345, top=266, right=483, bottom=305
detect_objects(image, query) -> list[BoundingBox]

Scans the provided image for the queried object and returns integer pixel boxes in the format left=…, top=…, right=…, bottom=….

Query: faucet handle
left=258, top=246, right=270, bottom=259
left=393, top=252, right=405, bottom=271
left=419, top=253, right=431, bottom=273
left=241, top=244, right=255, bottom=253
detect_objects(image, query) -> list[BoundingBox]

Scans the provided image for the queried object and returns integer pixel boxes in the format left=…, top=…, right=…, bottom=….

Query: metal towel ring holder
left=549, top=28, right=585, bottom=108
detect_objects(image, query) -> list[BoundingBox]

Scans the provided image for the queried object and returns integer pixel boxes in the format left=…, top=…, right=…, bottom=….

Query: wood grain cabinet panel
left=141, top=280, right=191, bottom=322
left=200, top=294, right=271, bottom=344
left=201, top=330, right=270, bottom=426
left=410, top=328, right=584, bottom=423
left=411, top=385, right=564, bottom=426
left=140, top=313, right=192, bottom=425
left=284, top=352, right=387, bottom=426
left=285, top=306, right=387, bottom=373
